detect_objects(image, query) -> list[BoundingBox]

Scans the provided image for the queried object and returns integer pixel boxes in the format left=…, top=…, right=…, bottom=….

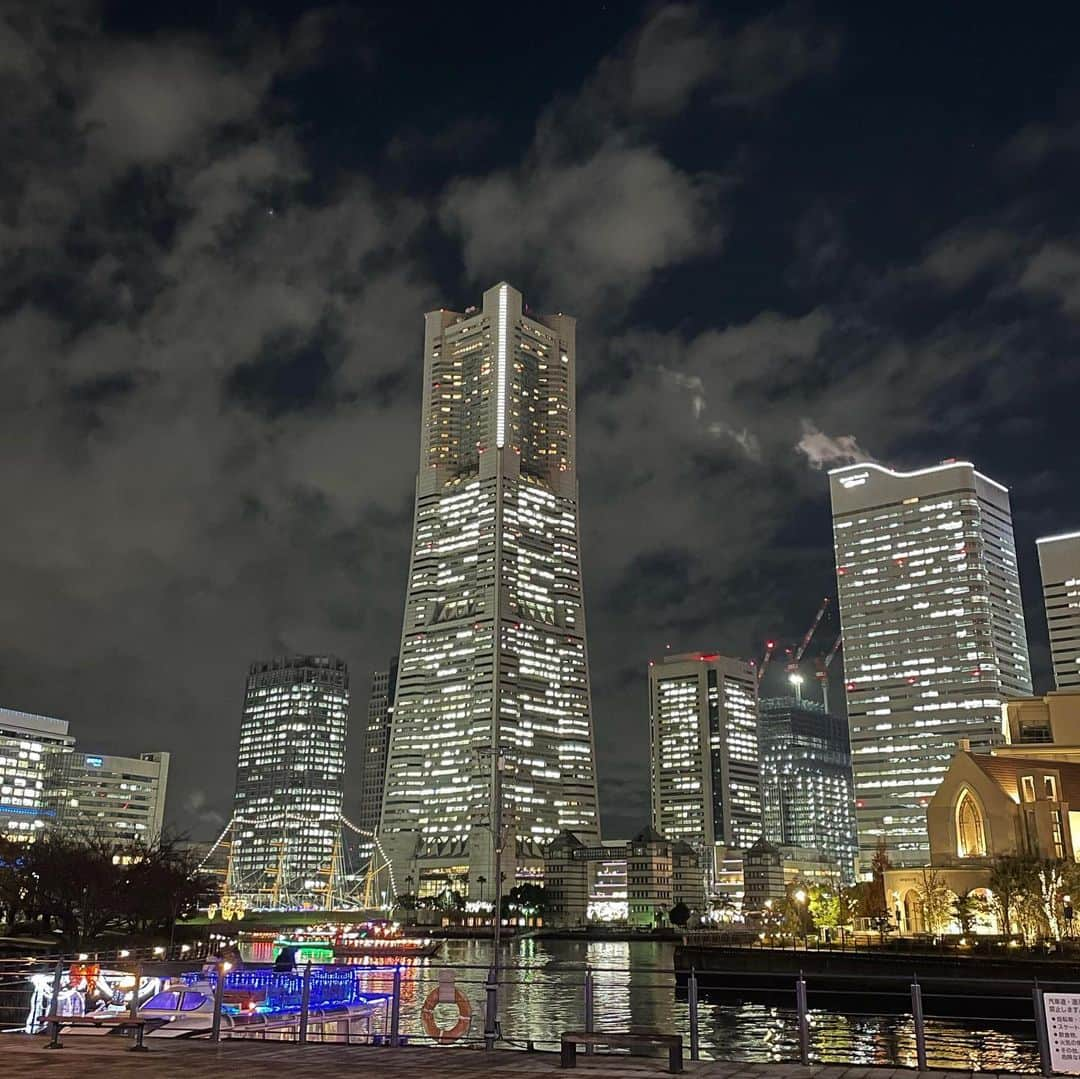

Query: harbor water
left=239, top=936, right=1041, bottom=1070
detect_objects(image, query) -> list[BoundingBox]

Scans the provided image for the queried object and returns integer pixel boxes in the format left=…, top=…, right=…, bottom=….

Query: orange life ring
left=420, top=986, right=472, bottom=1043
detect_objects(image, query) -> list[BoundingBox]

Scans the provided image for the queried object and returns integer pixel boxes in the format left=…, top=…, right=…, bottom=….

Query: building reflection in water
left=234, top=937, right=1038, bottom=1067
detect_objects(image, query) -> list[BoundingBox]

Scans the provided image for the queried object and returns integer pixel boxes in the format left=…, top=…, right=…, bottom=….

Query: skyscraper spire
left=378, top=284, right=600, bottom=896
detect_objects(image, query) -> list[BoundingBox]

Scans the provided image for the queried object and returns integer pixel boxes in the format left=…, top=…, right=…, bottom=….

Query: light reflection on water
left=240, top=937, right=1039, bottom=1071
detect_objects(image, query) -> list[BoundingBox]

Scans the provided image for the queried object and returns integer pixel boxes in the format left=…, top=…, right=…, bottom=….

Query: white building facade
left=1038, top=532, right=1080, bottom=691
left=0, top=708, right=73, bottom=842
left=229, top=655, right=349, bottom=907
left=378, top=284, right=600, bottom=896
left=829, top=461, right=1032, bottom=869
left=648, top=652, right=760, bottom=891
left=48, top=751, right=169, bottom=842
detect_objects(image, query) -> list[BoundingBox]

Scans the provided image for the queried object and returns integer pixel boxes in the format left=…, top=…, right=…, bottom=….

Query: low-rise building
left=542, top=827, right=703, bottom=927
left=884, top=750, right=1080, bottom=933
left=742, top=837, right=785, bottom=917
left=999, top=690, right=1080, bottom=753
left=627, top=826, right=673, bottom=928
left=544, top=830, right=589, bottom=926
left=587, top=840, right=629, bottom=923
left=47, top=750, right=169, bottom=843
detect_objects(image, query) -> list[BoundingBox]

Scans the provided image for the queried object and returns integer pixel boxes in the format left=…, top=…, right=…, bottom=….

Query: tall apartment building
left=0, top=708, right=73, bottom=842
left=357, top=658, right=398, bottom=844
left=758, top=696, right=857, bottom=881
left=830, top=461, right=1032, bottom=869
left=229, top=655, right=349, bottom=907
left=1038, top=532, right=1080, bottom=691
left=649, top=652, right=760, bottom=890
left=378, top=284, right=600, bottom=896
left=47, top=751, right=169, bottom=842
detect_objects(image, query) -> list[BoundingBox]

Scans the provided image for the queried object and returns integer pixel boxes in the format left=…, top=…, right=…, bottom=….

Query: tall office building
left=379, top=283, right=600, bottom=896
left=0, top=708, right=73, bottom=842
left=830, top=461, right=1032, bottom=869
left=357, top=658, right=398, bottom=841
left=1038, top=532, right=1080, bottom=690
left=47, top=751, right=169, bottom=842
left=229, top=655, right=349, bottom=907
left=758, top=696, right=857, bottom=881
left=648, top=652, right=760, bottom=890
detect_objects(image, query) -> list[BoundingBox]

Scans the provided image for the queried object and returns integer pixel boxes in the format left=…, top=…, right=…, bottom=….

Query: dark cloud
left=0, top=1, right=1077, bottom=843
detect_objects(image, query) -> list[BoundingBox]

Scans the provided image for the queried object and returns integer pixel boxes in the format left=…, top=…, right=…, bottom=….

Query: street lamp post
left=794, top=889, right=808, bottom=949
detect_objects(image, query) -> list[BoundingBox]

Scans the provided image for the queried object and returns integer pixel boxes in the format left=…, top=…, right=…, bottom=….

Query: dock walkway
left=0, top=1035, right=1038, bottom=1079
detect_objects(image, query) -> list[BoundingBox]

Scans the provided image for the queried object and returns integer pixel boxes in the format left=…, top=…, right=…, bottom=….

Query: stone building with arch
left=883, top=750, right=1080, bottom=934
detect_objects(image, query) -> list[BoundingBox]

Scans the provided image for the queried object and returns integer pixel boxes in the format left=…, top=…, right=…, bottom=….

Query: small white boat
left=137, top=976, right=387, bottom=1041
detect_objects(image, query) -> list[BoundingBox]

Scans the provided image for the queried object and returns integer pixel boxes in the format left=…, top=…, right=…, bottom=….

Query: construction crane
left=781, top=596, right=831, bottom=702
left=756, top=639, right=777, bottom=683
left=815, top=632, right=843, bottom=712
left=787, top=597, right=831, bottom=672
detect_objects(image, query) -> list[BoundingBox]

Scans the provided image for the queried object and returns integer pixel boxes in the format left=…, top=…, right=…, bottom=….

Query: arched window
left=956, top=789, right=987, bottom=858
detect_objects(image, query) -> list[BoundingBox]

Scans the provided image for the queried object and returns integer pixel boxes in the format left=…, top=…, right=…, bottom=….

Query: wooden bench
left=46, top=1015, right=149, bottom=1051
left=560, top=1031, right=683, bottom=1073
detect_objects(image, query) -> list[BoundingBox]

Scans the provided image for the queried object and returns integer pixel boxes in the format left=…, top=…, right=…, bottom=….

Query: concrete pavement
left=0, top=1034, right=1039, bottom=1079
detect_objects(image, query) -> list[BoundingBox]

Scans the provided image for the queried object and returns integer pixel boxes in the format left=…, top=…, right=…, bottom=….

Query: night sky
left=3, top=1, right=1079, bottom=842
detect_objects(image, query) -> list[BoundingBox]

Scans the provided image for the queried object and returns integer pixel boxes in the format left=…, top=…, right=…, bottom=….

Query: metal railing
left=1, top=951, right=1074, bottom=1073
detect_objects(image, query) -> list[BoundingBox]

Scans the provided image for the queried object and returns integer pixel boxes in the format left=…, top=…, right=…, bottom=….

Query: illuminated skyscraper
left=378, top=284, right=600, bottom=896
left=648, top=652, right=760, bottom=890
left=830, top=461, right=1032, bottom=869
left=229, top=655, right=349, bottom=907
left=357, top=659, right=397, bottom=836
left=1038, top=532, right=1080, bottom=690
left=758, top=696, right=857, bottom=881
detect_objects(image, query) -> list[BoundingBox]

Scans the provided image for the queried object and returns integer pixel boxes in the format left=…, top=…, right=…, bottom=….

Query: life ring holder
left=420, top=969, right=472, bottom=1043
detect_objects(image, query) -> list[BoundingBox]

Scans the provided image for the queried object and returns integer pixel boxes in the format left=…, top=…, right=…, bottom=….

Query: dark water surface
left=245, top=937, right=1040, bottom=1070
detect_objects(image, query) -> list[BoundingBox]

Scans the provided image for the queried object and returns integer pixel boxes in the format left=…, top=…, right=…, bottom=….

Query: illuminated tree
left=916, top=869, right=952, bottom=935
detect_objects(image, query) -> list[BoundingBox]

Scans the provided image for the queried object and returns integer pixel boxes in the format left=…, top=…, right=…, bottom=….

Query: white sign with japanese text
left=1045, top=993, right=1080, bottom=1073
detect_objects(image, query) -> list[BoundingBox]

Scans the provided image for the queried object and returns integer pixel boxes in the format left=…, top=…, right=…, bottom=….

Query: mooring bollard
left=299, top=960, right=312, bottom=1044
left=911, top=979, right=927, bottom=1071
left=795, top=973, right=810, bottom=1066
left=688, top=968, right=700, bottom=1062
left=390, top=966, right=402, bottom=1047
left=1033, top=985, right=1052, bottom=1077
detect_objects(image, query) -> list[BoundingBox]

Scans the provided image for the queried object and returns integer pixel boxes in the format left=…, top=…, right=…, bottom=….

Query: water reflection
left=238, top=937, right=1038, bottom=1071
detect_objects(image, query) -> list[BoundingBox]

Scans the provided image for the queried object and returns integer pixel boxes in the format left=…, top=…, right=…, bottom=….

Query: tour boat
left=332, top=921, right=440, bottom=960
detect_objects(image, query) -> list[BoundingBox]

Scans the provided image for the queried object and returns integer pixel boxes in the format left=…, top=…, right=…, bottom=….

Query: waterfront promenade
left=0, top=1036, right=1041, bottom=1079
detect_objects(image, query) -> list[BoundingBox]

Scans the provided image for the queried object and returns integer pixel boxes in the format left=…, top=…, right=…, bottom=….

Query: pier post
left=911, top=979, right=927, bottom=1071
left=45, top=959, right=64, bottom=1049
left=483, top=963, right=498, bottom=1050
left=584, top=966, right=594, bottom=1055
left=1033, top=985, right=1052, bottom=1077
left=129, top=963, right=140, bottom=1020
left=390, top=966, right=402, bottom=1047
left=299, top=960, right=312, bottom=1045
left=210, top=960, right=226, bottom=1043
left=688, top=968, right=700, bottom=1062
left=795, top=973, right=810, bottom=1066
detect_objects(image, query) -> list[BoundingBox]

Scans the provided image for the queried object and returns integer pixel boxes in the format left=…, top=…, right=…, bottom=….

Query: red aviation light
left=698, top=652, right=719, bottom=661
left=846, top=682, right=856, bottom=691
left=837, top=567, right=847, bottom=576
